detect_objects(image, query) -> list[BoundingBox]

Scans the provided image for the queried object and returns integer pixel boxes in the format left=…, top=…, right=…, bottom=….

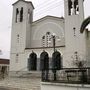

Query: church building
left=10, top=0, right=90, bottom=72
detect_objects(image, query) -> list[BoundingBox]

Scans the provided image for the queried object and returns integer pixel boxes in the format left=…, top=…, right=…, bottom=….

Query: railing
left=41, top=67, right=90, bottom=84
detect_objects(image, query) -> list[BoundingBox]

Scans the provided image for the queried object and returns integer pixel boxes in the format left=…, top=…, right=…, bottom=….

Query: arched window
left=46, top=32, right=51, bottom=47
left=68, top=0, right=79, bottom=15
left=20, top=7, right=23, bottom=22
left=28, top=51, right=37, bottom=71
left=74, top=0, right=79, bottom=14
left=41, top=32, right=52, bottom=47
left=68, top=0, right=72, bottom=15
left=42, top=36, right=45, bottom=47
left=28, top=9, right=32, bottom=23
left=16, top=8, right=19, bottom=23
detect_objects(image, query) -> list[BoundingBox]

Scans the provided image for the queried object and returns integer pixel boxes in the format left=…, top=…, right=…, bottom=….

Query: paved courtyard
left=0, top=76, right=41, bottom=90
left=0, top=87, right=22, bottom=90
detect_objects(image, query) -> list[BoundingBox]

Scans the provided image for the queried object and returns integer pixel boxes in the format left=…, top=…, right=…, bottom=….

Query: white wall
left=41, top=82, right=90, bottom=90
left=86, top=31, right=90, bottom=67
left=31, top=16, right=65, bottom=48
left=64, top=0, right=86, bottom=68
left=10, top=46, right=65, bottom=71
left=10, top=0, right=33, bottom=71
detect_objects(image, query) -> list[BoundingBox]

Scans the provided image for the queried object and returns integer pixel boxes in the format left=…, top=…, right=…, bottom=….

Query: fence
left=41, top=67, right=90, bottom=84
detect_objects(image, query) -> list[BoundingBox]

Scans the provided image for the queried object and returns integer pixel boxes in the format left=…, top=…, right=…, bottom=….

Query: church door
left=28, top=52, right=37, bottom=71
left=52, top=51, right=62, bottom=70
left=40, top=51, right=49, bottom=70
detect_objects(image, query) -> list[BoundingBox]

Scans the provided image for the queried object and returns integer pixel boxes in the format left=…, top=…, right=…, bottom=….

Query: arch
left=16, top=8, right=19, bottom=23
left=41, top=32, right=52, bottom=47
left=33, top=22, right=64, bottom=40
left=20, top=7, right=23, bottom=22
left=28, top=52, right=37, bottom=71
left=52, top=50, right=62, bottom=70
left=68, top=0, right=79, bottom=15
left=40, top=51, right=49, bottom=70
left=80, top=16, right=90, bottom=33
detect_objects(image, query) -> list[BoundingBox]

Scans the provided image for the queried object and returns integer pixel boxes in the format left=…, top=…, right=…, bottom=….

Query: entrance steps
left=9, top=71, right=41, bottom=78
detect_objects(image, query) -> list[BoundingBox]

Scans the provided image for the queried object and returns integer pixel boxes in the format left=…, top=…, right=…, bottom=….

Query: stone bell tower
left=64, top=0, right=86, bottom=67
left=10, top=0, right=34, bottom=71
left=11, top=0, right=34, bottom=53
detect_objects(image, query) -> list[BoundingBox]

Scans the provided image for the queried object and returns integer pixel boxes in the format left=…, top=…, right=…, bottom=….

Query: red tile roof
left=0, top=59, right=10, bottom=64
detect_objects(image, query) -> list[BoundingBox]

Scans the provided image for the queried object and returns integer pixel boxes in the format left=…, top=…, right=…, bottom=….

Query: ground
left=0, top=74, right=41, bottom=90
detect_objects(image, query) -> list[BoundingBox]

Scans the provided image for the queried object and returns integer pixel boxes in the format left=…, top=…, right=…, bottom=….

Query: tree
left=80, top=16, right=90, bottom=33
left=71, top=52, right=86, bottom=68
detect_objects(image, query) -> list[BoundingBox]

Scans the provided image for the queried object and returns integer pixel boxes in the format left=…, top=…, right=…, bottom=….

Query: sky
left=0, top=0, right=90, bottom=59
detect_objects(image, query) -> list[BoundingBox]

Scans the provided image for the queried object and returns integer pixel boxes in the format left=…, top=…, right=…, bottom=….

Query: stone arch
left=40, top=50, right=49, bottom=70
left=52, top=50, right=62, bottom=70
left=28, top=51, right=37, bottom=71
left=33, top=22, right=64, bottom=40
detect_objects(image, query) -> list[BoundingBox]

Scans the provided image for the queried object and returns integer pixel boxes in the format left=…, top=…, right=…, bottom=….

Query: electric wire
left=35, top=0, right=63, bottom=9
left=34, top=0, right=63, bottom=12
left=34, top=3, right=64, bottom=17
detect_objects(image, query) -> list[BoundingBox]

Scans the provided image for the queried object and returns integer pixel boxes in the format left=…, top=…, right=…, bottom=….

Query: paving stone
left=0, top=76, right=41, bottom=90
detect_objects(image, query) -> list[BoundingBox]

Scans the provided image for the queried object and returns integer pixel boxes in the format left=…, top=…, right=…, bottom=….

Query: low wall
left=41, top=82, right=90, bottom=90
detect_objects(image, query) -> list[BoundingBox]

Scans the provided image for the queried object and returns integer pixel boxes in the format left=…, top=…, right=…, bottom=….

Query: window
left=41, top=32, right=61, bottom=47
left=42, top=36, right=45, bottom=47
left=74, top=0, right=79, bottom=15
left=46, top=32, right=51, bottom=47
left=28, top=9, right=32, bottom=23
left=68, top=0, right=79, bottom=15
left=68, top=0, right=72, bottom=15
left=28, top=9, right=30, bottom=23
left=41, top=32, right=52, bottom=47
left=17, top=34, right=20, bottom=43
left=20, top=7, right=23, bottom=22
left=16, top=54, right=19, bottom=63
left=16, top=8, right=19, bottom=23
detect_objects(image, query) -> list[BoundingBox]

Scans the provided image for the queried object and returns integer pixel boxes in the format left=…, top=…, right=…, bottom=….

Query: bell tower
left=64, top=0, right=86, bottom=67
left=11, top=0, right=34, bottom=53
left=10, top=0, right=34, bottom=71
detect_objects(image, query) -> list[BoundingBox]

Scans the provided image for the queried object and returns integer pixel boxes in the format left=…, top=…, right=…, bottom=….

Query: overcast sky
left=0, top=0, right=90, bottom=59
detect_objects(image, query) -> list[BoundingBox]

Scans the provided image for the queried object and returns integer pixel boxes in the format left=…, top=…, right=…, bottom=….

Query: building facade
left=0, top=59, right=9, bottom=78
left=10, top=0, right=89, bottom=72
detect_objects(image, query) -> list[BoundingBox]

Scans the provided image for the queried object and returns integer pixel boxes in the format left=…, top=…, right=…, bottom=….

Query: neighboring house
left=10, top=0, right=89, bottom=72
left=0, top=59, right=9, bottom=77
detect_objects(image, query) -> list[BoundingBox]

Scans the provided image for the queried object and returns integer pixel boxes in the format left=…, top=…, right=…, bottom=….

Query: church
left=10, top=0, right=90, bottom=72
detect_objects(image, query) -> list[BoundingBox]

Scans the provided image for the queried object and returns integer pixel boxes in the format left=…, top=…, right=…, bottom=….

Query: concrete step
left=19, top=71, right=41, bottom=78
left=9, top=71, right=41, bottom=78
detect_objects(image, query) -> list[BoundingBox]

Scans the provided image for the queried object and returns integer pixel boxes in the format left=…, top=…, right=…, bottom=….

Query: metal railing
left=41, top=67, right=90, bottom=84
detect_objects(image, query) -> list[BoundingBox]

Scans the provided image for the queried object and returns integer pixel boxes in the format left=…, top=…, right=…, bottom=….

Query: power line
left=34, top=1, right=63, bottom=14
left=35, top=0, right=63, bottom=8
left=34, top=6, right=64, bottom=18
left=35, top=0, right=63, bottom=9
left=34, top=3, right=64, bottom=17
left=35, top=0, right=63, bottom=12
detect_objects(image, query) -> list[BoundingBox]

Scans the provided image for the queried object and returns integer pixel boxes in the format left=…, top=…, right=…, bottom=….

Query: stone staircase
left=0, top=71, right=41, bottom=90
